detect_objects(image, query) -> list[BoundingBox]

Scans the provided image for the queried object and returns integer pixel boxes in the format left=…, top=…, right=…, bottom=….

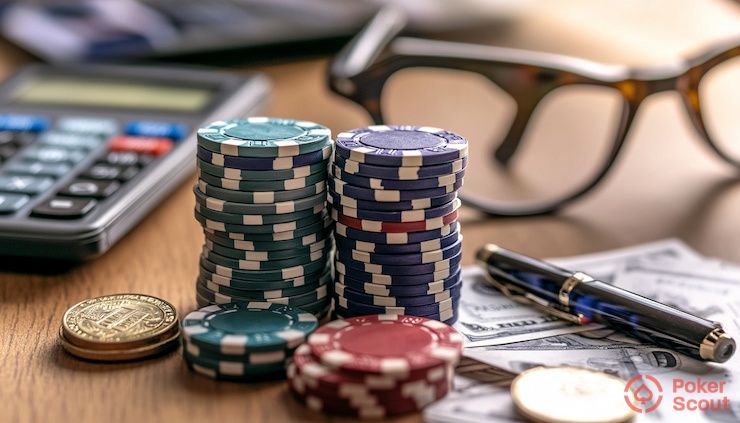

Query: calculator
left=0, top=64, right=269, bottom=260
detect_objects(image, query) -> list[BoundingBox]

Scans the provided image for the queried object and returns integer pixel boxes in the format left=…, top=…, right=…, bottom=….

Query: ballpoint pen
left=476, top=244, right=736, bottom=363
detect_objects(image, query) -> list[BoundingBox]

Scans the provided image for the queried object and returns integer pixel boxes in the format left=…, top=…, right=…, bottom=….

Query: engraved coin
left=58, top=327, right=180, bottom=362
left=511, top=366, right=635, bottom=423
left=62, top=293, right=178, bottom=350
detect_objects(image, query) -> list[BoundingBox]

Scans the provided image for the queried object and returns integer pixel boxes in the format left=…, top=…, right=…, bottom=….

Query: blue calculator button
left=57, top=117, right=118, bottom=135
left=0, top=114, right=49, bottom=132
left=125, top=121, right=186, bottom=140
left=0, top=193, right=29, bottom=214
left=0, top=175, right=53, bottom=194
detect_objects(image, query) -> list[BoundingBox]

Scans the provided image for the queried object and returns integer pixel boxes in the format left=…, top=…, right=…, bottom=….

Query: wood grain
left=2, top=8, right=740, bottom=422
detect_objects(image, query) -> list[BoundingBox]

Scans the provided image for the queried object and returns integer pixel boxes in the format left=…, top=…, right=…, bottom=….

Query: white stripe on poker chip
left=284, top=178, right=308, bottom=190
left=398, top=167, right=421, bottom=179
left=205, top=196, right=225, bottom=211
left=191, top=364, right=216, bottom=378
left=211, top=154, right=224, bottom=166
left=372, top=189, right=401, bottom=202
left=221, top=178, right=240, bottom=190
left=205, top=219, right=226, bottom=231
left=253, top=191, right=276, bottom=203
left=348, top=147, right=374, bottom=163
left=247, top=116, right=270, bottom=123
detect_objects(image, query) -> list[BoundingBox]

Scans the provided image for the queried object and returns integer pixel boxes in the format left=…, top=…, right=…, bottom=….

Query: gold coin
left=58, top=326, right=181, bottom=362
left=62, top=293, right=178, bottom=350
left=511, top=366, right=635, bottom=423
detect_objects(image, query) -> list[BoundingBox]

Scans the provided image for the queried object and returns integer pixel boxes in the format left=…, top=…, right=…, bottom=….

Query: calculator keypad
left=0, top=115, right=184, bottom=220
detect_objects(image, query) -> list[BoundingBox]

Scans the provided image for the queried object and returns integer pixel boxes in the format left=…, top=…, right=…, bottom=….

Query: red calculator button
left=109, top=136, right=173, bottom=157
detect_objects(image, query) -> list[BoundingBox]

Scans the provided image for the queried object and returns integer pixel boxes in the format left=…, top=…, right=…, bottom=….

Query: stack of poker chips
left=182, top=302, right=318, bottom=381
left=327, top=125, right=467, bottom=324
left=193, top=117, right=334, bottom=319
left=288, top=314, right=463, bottom=418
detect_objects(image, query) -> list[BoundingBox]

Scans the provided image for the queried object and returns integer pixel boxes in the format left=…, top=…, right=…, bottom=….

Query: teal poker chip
left=196, top=280, right=330, bottom=307
left=199, top=269, right=331, bottom=298
left=195, top=209, right=323, bottom=233
left=197, top=158, right=328, bottom=181
left=204, top=228, right=331, bottom=251
left=200, top=254, right=329, bottom=281
left=199, top=264, right=331, bottom=290
left=201, top=214, right=332, bottom=241
left=197, top=118, right=331, bottom=157
left=193, top=292, right=331, bottom=319
left=204, top=238, right=330, bottom=261
left=183, top=338, right=289, bottom=364
left=183, top=350, right=287, bottom=379
left=197, top=180, right=325, bottom=204
left=181, top=301, right=319, bottom=353
left=197, top=141, right=332, bottom=171
left=201, top=245, right=330, bottom=271
left=194, top=187, right=326, bottom=215
left=197, top=168, right=327, bottom=192
left=195, top=202, right=323, bottom=226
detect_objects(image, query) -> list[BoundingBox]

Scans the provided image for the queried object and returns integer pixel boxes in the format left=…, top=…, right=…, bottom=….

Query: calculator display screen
left=10, top=77, right=213, bottom=112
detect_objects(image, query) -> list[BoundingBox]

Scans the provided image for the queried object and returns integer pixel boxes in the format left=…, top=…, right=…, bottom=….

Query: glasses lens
left=699, top=56, right=740, bottom=164
left=381, top=68, right=625, bottom=214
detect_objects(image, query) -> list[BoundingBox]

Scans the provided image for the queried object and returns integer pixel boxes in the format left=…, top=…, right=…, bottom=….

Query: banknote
left=426, top=239, right=739, bottom=423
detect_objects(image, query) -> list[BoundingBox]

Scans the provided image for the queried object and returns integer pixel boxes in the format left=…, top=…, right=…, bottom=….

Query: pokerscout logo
left=624, top=374, right=731, bottom=413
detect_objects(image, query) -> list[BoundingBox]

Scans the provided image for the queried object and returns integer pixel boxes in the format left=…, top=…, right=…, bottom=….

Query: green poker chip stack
left=181, top=302, right=319, bottom=381
left=193, top=117, right=334, bottom=319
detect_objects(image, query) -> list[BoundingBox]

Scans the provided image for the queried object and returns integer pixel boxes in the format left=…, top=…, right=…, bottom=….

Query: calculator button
left=39, top=131, right=102, bottom=150
left=82, top=163, right=121, bottom=180
left=118, top=166, right=139, bottom=181
left=109, top=136, right=173, bottom=157
left=104, top=151, right=147, bottom=167
left=0, top=114, right=49, bottom=132
left=5, top=161, right=71, bottom=177
left=0, top=193, right=29, bottom=214
left=0, top=144, right=18, bottom=160
left=60, top=179, right=120, bottom=198
left=0, top=175, right=54, bottom=194
left=22, top=146, right=87, bottom=164
left=57, top=117, right=118, bottom=135
left=32, top=197, right=97, bottom=219
left=125, top=121, right=186, bottom=140
left=0, top=131, right=35, bottom=146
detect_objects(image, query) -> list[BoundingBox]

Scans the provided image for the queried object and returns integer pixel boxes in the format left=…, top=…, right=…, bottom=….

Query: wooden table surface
left=2, top=3, right=740, bottom=422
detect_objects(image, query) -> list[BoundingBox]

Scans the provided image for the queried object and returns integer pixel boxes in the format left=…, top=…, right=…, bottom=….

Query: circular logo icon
left=624, top=374, right=663, bottom=413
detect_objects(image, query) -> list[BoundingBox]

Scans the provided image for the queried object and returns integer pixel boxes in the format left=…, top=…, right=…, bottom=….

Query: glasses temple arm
left=329, top=6, right=407, bottom=80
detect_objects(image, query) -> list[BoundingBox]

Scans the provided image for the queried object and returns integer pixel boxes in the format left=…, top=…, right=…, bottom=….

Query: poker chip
left=328, top=178, right=463, bottom=202
left=200, top=272, right=330, bottom=300
left=329, top=190, right=457, bottom=212
left=334, top=126, right=468, bottom=166
left=182, top=302, right=318, bottom=353
left=196, top=202, right=323, bottom=226
left=333, top=153, right=467, bottom=180
left=335, top=251, right=462, bottom=276
left=197, top=141, right=332, bottom=170
left=197, top=118, right=331, bottom=157
left=333, top=305, right=460, bottom=326
left=197, top=158, right=327, bottom=181
left=331, top=165, right=465, bottom=190
left=307, top=314, right=463, bottom=376
left=335, top=282, right=462, bottom=307
left=204, top=238, right=330, bottom=261
left=197, top=280, right=329, bottom=307
left=201, top=215, right=332, bottom=241
left=335, top=262, right=461, bottom=285
left=202, top=246, right=330, bottom=271
left=195, top=209, right=323, bottom=233
left=330, top=207, right=459, bottom=233
left=194, top=188, right=326, bottom=215
left=332, top=293, right=458, bottom=317
left=333, top=230, right=459, bottom=254
left=335, top=221, right=458, bottom=245
left=335, top=271, right=461, bottom=296
left=204, top=229, right=331, bottom=251
left=197, top=168, right=328, bottom=192
left=328, top=196, right=461, bottom=223
left=336, top=238, right=462, bottom=265
left=197, top=180, right=326, bottom=204
left=201, top=255, right=328, bottom=282
left=199, top=265, right=330, bottom=290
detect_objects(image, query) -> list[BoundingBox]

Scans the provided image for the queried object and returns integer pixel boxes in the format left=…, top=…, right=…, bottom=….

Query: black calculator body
left=0, top=64, right=269, bottom=260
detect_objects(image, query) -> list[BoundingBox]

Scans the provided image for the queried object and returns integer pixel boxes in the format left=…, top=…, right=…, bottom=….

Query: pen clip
left=478, top=261, right=590, bottom=325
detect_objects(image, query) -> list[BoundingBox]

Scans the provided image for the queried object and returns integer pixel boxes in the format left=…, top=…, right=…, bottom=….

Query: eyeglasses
left=328, top=7, right=740, bottom=216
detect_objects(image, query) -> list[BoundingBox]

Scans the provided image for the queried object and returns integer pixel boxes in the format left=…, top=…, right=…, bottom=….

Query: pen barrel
left=479, top=245, right=571, bottom=298
left=571, top=281, right=721, bottom=359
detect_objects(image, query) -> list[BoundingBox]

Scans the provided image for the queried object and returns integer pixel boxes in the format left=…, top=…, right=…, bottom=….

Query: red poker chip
left=330, top=208, right=459, bottom=233
left=306, top=314, right=463, bottom=377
